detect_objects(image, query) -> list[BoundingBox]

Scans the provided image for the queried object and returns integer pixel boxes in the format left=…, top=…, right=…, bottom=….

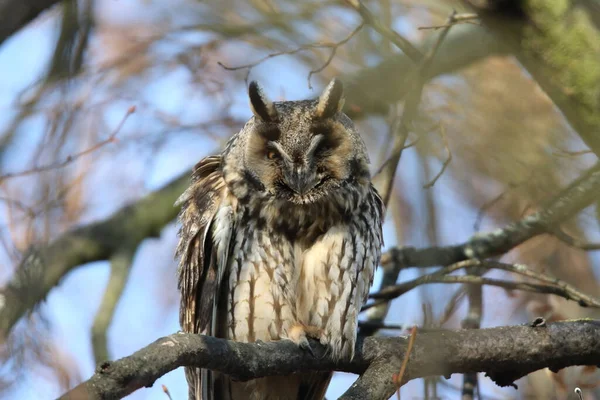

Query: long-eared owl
left=175, top=78, right=384, bottom=400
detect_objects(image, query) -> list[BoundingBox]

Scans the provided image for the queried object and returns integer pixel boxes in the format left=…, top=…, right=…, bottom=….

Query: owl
left=175, top=78, right=384, bottom=400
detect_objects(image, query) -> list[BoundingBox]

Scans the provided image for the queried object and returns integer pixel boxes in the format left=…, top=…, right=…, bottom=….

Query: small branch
left=358, top=321, right=406, bottom=331
left=162, top=385, right=173, bottom=400
left=552, top=148, right=594, bottom=158
left=418, top=13, right=480, bottom=30
left=373, top=10, right=457, bottom=205
left=439, top=287, right=466, bottom=326
left=381, top=164, right=600, bottom=269
left=364, top=258, right=600, bottom=311
left=342, top=0, right=423, bottom=63
left=306, top=23, right=364, bottom=89
left=58, top=321, right=600, bottom=400
left=393, top=326, right=417, bottom=388
left=370, top=274, right=600, bottom=308
left=91, top=250, right=135, bottom=364
left=359, top=11, right=458, bottom=340
left=423, top=123, right=452, bottom=188
left=551, top=228, right=600, bottom=251
left=218, top=23, right=364, bottom=87
left=0, top=106, right=135, bottom=184
left=473, top=186, right=512, bottom=231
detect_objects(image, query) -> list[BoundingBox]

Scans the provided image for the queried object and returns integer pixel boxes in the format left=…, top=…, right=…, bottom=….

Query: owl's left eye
left=266, top=150, right=279, bottom=160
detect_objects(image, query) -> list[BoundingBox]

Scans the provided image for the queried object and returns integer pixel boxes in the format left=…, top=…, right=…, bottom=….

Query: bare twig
left=359, top=11, right=458, bottom=341
left=218, top=23, right=364, bottom=87
left=379, top=164, right=600, bottom=270
left=423, top=123, right=452, bottom=188
left=473, top=187, right=510, bottom=231
left=370, top=274, right=600, bottom=308
left=358, top=321, right=405, bottom=331
left=364, top=257, right=600, bottom=311
left=373, top=10, right=457, bottom=205
left=393, top=326, right=417, bottom=399
left=552, top=148, right=594, bottom=157
left=342, top=24, right=507, bottom=118
left=162, top=385, right=173, bottom=400
left=418, top=13, right=480, bottom=30
left=551, top=227, right=600, bottom=251
left=0, top=106, right=135, bottom=184
left=439, top=287, right=466, bottom=326
left=342, top=0, right=423, bottom=63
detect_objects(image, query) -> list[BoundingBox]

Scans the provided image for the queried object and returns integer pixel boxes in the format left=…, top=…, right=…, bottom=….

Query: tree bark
left=58, top=320, right=600, bottom=400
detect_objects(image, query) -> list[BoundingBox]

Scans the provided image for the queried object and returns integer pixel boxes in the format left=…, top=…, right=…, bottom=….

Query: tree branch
left=0, top=0, right=62, bottom=47
left=58, top=320, right=600, bottom=400
left=91, top=250, right=135, bottom=364
left=343, top=24, right=508, bottom=117
left=342, top=0, right=423, bottom=63
left=0, top=173, right=189, bottom=339
left=0, top=17, right=508, bottom=341
left=462, top=0, right=600, bottom=157
left=381, top=164, right=600, bottom=268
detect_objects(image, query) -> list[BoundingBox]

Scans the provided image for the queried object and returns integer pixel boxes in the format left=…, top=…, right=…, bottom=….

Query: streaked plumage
left=176, top=78, right=384, bottom=400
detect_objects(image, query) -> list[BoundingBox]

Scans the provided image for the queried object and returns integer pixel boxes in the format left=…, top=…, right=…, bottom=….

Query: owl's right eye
left=266, top=150, right=279, bottom=160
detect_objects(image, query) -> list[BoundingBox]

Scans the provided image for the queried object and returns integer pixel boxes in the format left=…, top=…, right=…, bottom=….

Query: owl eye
left=266, top=150, right=279, bottom=160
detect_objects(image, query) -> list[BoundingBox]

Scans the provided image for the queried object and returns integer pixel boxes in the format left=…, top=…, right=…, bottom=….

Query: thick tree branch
left=0, top=0, right=62, bottom=47
left=462, top=0, right=600, bottom=157
left=343, top=24, right=508, bottom=117
left=0, top=173, right=189, bottom=339
left=58, top=320, right=600, bottom=400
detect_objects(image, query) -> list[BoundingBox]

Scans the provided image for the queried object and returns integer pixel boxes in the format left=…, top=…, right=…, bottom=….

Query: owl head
left=227, top=79, right=371, bottom=206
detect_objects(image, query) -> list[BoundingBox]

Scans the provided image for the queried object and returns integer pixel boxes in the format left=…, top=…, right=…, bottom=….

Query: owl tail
left=297, top=371, right=333, bottom=400
left=184, top=367, right=202, bottom=400
left=185, top=367, right=218, bottom=400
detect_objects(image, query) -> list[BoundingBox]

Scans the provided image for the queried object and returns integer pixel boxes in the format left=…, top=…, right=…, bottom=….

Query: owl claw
left=299, top=338, right=316, bottom=357
left=286, top=323, right=323, bottom=358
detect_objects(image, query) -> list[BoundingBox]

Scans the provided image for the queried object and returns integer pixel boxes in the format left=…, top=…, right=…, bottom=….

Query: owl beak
left=285, top=168, right=316, bottom=196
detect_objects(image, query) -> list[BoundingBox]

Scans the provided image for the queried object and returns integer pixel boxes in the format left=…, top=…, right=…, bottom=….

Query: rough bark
left=58, top=320, right=600, bottom=400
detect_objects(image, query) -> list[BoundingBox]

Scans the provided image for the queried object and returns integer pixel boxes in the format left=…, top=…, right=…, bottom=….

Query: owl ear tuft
left=249, top=81, right=278, bottom=122
left=315, top=78, right=344, bottom=119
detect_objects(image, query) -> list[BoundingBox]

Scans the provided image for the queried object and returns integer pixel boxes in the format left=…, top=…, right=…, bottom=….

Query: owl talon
left=299, top=338, right=316, bottom=357
left=285, top=323, right=323, bottom=357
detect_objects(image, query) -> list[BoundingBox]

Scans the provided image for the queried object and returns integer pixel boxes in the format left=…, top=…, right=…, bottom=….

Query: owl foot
left=286, top=323, right=324, bottom=357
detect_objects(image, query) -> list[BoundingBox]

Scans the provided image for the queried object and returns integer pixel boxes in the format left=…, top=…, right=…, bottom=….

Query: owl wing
left=175, top=155, right=233, bottom=400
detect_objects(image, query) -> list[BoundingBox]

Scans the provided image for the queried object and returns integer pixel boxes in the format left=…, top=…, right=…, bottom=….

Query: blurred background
left=1, top=0, right=600, bottom=399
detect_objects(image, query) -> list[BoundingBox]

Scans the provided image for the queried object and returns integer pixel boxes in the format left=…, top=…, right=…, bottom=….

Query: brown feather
left=175, top=155, right=227, bottom=400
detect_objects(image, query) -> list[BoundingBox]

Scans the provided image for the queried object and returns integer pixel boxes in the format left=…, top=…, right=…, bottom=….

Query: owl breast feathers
left=175, top=78, right=384, bottom=400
